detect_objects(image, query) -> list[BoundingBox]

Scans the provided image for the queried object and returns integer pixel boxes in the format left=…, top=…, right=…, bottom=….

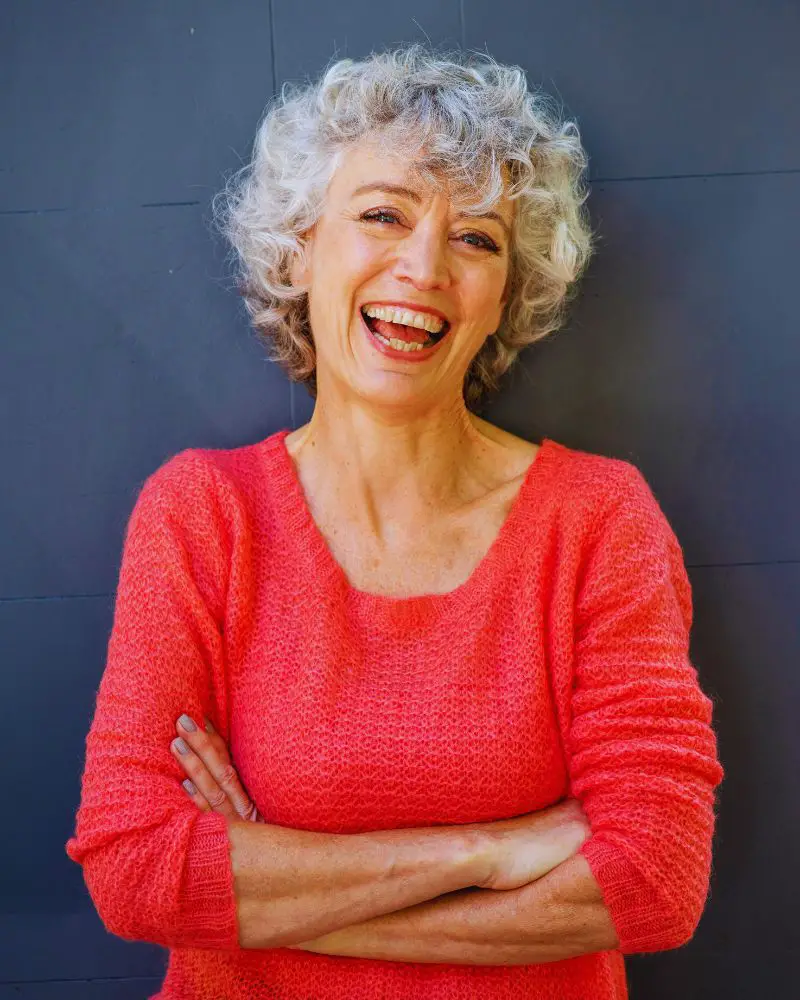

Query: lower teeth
left=372, top=329, right=431, bottom=352
left=362, top=311, right=440, bottom=352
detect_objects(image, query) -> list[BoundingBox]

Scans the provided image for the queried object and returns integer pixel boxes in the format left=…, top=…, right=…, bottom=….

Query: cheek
left=470, top=267, right=506, bottom=305
left=348, top=232, right=390, bottom=275
left=463, top=271, right=507, bottom=327
left=317, top=238, right=384, bottom=311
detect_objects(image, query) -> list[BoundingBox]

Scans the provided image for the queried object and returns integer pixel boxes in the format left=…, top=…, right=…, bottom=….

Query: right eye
left=360, top=209, right=401, bottom=225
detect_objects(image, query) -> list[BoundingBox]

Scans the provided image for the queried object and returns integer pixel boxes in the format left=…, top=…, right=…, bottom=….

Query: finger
left=202, top=717, right=261, bottom=822
left=241, top=800, right=261, bottom=822
left=201, top=716, right=231, bottom=761
left=175, top=714, right=255, bottom=821
left=181, top=777, right=211, bottom=813
left=171, top=736, right=239, bottom=820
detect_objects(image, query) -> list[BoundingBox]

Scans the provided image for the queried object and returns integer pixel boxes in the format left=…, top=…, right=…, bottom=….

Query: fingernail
left=204, top=716, right=215, bottom=733
left=173, top=737, right=190, bottom=754
left=178, top=714, right=197, bottom=732
left=183, top=778, right=197, bottom=795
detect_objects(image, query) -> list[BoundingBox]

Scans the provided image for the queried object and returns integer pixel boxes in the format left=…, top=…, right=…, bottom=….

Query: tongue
left=373, top=318, right=430, bottom=345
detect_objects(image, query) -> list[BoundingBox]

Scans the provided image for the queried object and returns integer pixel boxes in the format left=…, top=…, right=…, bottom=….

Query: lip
left=360, top=300, right=451, bottom=326
left=359, top=308, right=449, bottom=363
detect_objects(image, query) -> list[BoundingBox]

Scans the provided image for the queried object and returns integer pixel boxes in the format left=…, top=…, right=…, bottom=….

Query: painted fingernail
left=173, top=737, right=190, bottom=754
left=178, top=714, right=197, bottom=732
left=183, top=778, right=197, bottom=795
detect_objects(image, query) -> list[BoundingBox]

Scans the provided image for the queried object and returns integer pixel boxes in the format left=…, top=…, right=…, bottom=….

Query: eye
left=460, top=231, right=500, bottom=253
left=360, top=208, right=401, bottom=226
left=359, top=209, right=501, bottom=253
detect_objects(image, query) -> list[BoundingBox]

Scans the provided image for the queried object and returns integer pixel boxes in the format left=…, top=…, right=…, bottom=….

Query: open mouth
left=360, top=307, right=450, bottom=353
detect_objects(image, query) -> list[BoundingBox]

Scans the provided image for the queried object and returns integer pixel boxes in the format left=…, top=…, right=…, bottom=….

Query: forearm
left=228, top=818, right=490, bottom=948
left=288, top=853, right=619, bottom=964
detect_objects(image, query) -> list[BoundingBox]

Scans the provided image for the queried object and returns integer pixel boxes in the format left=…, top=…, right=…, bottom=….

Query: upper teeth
left=362, top=305, right=445, bottom=335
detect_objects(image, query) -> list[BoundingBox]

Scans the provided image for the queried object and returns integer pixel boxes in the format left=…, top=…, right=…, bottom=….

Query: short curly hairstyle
left=212, top=42, right=596, bottom=409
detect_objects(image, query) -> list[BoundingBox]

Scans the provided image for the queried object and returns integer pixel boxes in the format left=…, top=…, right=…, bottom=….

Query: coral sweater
left=65, top=428, right=724, bottom=1000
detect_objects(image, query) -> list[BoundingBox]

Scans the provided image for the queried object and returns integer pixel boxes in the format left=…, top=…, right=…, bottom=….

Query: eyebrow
left=350, top=182, right=512, bottom=239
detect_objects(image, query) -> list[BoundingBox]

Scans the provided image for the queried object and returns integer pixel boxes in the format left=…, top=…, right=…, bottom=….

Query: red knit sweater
left=66, top=428, right=723, bottom=999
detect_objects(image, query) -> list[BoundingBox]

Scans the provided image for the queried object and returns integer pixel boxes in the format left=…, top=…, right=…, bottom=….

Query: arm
left=166, top=719, right=603, bottom=961
left=65, top=451, right=241, bottom=950
left=568, top=464, right=724, bottom=953
left=227, top=815, right=488, bottom=948
left=170, top=712, right=598, bottom=953
left=285, top=853, right=618, bottom=964
left=64, top=450, right=489, bottom=951
left=288, top=464, right=724, bottom=963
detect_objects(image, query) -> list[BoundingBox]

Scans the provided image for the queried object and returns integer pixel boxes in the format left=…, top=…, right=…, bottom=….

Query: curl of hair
left=212, top=42, right=596, bottom=409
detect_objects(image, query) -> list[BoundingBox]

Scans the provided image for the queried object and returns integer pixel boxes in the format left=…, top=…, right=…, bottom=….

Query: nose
left=392, top=221, right=452, bottom=290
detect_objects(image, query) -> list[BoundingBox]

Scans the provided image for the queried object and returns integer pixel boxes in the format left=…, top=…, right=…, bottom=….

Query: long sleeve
left=65, top=450, right=241, bottom=951
left=569, top=463, right=724, bottom=955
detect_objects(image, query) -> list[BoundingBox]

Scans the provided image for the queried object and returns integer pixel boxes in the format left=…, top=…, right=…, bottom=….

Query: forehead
left=330, top=138, right=513, bottom=216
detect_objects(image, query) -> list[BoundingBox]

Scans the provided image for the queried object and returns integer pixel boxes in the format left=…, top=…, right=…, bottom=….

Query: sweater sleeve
left=569, top=463, right=724, bottom=955
left=65, top=450, right=241, bottom=951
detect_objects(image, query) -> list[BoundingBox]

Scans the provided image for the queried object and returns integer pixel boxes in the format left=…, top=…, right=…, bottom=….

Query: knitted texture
left=65, top=428, right=724, bottom=999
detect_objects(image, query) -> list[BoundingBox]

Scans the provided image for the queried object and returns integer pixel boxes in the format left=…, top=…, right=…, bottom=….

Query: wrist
left=457, top=828, right=497, bottom=887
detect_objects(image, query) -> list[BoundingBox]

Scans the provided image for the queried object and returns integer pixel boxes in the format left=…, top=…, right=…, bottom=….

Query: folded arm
left=64, top=451, right=497, bottom=951
left=288, top=852, right=618, bottom=964
left=68, top=453, right=722, bottom=959
left=65, top=451, right=243, bottom=949
left=290, top=464, right=725, bottom=963
left=568, top=463, right=724, bottom=953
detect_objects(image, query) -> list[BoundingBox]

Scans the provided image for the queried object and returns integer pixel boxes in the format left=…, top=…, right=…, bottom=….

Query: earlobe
left=289, top=249, right=309, bottom=288
left=289, top=254, right=303, bottom=287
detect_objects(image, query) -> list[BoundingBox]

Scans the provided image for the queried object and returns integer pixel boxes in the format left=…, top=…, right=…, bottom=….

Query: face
left=289, top=136, right=515, bottom=412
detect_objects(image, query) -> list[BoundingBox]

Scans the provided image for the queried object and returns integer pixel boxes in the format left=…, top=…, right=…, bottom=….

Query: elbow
left=582, top=835, right=716, bottom=956
left=628, top=901, right=707, bottom=955
left=649, top=876, right=714, bottom=953
left=614, top=864, right=714, bottom=955
left=68, top=809, right=240, bottom=951
left=79, top=835, right=182, bottom=948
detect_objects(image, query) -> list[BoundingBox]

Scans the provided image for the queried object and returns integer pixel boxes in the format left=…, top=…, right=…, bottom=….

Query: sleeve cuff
left=179, top=809, right=241, bottom=950
left=579, top=836, right=682, bottom=954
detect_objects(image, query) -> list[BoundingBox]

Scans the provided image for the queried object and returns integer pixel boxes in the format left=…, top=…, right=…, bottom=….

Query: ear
left=289, top=227, right=315, bottom=288
left=289, top=251, right=308, bottom=288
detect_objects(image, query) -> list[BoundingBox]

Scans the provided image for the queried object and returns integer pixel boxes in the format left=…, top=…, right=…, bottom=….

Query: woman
left=65, top=43, right=724, bottom=999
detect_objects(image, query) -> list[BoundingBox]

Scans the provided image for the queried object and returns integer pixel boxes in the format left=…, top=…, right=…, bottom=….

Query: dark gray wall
left=2, top=2, right=797, bottom=996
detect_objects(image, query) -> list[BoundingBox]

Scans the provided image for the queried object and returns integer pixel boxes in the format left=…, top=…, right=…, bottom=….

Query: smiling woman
left=65, top=40, right=723, bottom=1000
left=212, top=43, right=595, bottom=409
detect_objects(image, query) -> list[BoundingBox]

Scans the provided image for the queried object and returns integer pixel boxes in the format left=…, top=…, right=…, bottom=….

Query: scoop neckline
left=263, top=427, right=560, bottom=627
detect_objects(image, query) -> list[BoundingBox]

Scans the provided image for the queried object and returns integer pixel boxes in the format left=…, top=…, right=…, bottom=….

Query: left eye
left=360, top=210, right=499, bottom=252
left=460, top=231, right=498, bottom=251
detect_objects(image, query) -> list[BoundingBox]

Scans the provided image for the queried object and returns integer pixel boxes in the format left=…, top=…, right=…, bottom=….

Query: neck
left=285, top=390, right=496, bottom=528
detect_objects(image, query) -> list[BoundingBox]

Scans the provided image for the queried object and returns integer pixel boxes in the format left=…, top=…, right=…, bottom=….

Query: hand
left=171, top=714, right=261, bottom=822
left=473, top=798, right=592, bottom=891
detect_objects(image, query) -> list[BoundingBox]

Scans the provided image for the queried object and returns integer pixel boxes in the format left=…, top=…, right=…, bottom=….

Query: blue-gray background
left=2, top=2, right=798, bottom=996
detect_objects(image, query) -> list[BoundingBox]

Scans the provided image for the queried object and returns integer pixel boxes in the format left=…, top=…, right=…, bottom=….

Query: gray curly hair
left=212, top=42, right=596, bottom=409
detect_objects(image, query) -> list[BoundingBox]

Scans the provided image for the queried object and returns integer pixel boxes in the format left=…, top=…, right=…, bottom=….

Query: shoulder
left=515, top=435, right=684, bottom=569
left=137, top=430, right=285, bottom=505
left=471, top=418, right=665, bottom=527
left=131, top=449, right=228, bottom=530
left=551, top=443, right=688, bottom=592
left=547, top=438, right=664, bottom=520
left=130, top=433, right=281, bottom=540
